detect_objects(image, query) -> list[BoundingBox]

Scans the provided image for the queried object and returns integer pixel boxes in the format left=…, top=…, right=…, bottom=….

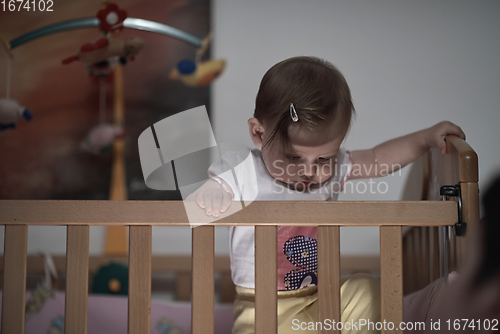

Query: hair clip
left=290, top=103, right=299, bottom=122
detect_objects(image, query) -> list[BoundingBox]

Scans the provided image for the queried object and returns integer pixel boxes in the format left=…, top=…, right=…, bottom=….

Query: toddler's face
left=261, top=123, right=347, bottom=191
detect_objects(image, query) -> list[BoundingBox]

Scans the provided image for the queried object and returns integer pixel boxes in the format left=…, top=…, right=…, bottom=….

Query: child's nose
left=300, top=164, right=317, bottom=177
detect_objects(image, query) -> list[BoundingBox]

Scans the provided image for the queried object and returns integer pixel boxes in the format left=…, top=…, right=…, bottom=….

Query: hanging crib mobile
left=0, top=36, right=32, bottom=132
left=2, top=2, right=226, bottom=135
left=62, top=3, right=144, bottom=79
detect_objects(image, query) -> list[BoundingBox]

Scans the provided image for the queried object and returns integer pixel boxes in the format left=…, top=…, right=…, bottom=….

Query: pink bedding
left=0, top=291, right=234, bottom=334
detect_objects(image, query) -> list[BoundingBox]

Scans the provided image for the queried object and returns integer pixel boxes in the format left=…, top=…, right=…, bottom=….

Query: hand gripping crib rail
left=0, top=135, right=479, bottom=334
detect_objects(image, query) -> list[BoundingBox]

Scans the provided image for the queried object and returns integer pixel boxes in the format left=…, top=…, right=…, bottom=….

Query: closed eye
left=286, top=155, right=300, bottom=161
left=318, top=157, right=333, bottom=163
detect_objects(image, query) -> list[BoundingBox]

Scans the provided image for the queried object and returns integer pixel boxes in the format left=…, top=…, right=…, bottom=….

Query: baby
left=188, top=56, right=465, bottom=334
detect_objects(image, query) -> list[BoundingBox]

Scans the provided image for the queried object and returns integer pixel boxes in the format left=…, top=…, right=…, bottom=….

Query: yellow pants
left=233, top=273, right=381, bottom=334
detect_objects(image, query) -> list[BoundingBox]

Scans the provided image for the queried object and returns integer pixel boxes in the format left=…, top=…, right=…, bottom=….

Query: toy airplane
left=62, top=36, right=144, bottom=66
left=169, top=33, right=226, bottom=87
left=169, top=58, right=226, bottom=87
left=0, top=98, right=32, bottom=132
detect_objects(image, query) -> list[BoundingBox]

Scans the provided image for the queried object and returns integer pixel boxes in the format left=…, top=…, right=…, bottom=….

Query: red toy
left=62, top=36, right=143, bottom=66
left=96, top=3, right=127, bottom=34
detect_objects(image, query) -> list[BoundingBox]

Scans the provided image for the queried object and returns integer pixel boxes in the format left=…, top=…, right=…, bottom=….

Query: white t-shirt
left=208, top=147, right=352, bottom=290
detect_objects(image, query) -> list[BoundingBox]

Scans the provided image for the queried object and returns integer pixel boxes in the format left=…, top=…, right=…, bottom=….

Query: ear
left=248, top=118, right=265, bottom=147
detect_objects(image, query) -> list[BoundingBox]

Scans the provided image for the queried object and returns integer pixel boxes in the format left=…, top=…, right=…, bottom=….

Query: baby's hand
left=186, top=179, right=233, bottom=217
left=424, top=121, right=466, bottom=154
left=195, top=188, right=232, bottom=217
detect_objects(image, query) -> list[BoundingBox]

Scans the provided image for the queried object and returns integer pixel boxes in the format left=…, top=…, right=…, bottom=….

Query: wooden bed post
left=380, top=226, right=403, bottom=334
left=65, top=225, right=90, bottom=334
left=459, top=182, right=479, bottom=262
left=128, top=225, right=152, bottom=334
left=318, top=226, right=341, bottom=334
left=1, top=225, right=28, bottom=334
left=192, top=226, right=214, bottom=334
left=446, top=135, right=479, bottom=270
left=255, top=226, right=277, bottom=334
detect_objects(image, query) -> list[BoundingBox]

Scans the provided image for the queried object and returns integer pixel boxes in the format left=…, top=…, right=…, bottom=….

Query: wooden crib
left=0, top=135, right=479, bottom=334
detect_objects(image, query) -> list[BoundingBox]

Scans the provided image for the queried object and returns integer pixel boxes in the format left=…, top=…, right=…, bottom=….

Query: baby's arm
left=349, top=121, right=465, bottom=179
left=185, top=179, right=232, bottom=217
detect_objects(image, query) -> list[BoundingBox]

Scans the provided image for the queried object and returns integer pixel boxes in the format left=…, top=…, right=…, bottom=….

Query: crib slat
left=380, top=226, right=403, bottom=334
left=1, top=225, right=27, bottom=334
left=454, top=230, right=463, bottom=272
left=65, top=225, right=89, bottom=334
left=431, top=227, right=440, bottom=281
left=318, top=226, right=340, bottom=334
left=192, top=226, right=214, bottom=334
left=403, top=233, right=410, bottom=295
left=405, top=231, right=415, bottom=294
left=413, top=227, right=422, bottom=290
left=449, top=227, right=456, bottom=272
left=421, top=227, right=430, bottom=286
left=255, top=226, right=277, bottom=334
left=128, top=225, right=152, bottom=334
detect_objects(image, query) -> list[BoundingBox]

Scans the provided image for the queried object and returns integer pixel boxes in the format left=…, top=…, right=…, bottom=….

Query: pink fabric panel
left=277, top=227, right=318, bottom=291
left=0, top=291, right=234, bottom=334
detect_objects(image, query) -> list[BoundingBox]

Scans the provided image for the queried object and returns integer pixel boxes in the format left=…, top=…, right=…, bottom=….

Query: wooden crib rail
left=0, top=200, right=457, bottom=334
left=0, top=136, right=477, bottom=334
left=0, top=200, right=457, bottom=226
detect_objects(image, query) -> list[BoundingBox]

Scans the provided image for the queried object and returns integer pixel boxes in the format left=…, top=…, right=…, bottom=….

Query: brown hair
left=254, top=56, right=355, bottom=152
